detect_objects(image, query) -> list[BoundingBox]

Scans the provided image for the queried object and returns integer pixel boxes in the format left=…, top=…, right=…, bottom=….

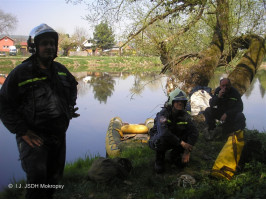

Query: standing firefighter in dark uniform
left=149, top=91, right=199, bottom=174
left=0, top=24, right=79, bottom=198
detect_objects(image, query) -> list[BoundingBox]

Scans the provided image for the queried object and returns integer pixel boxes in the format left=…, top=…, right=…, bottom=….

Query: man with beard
left=0, top=24, right=79, bottom=198
left=149, top=91, right=199, bottom=174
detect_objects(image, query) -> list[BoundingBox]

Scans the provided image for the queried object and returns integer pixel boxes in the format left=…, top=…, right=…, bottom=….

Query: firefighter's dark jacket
left=210, top=86, right=243, bottom=119
left=0, top=56, right=78, bottom=136
left=151, top=106, right=199, bottom=146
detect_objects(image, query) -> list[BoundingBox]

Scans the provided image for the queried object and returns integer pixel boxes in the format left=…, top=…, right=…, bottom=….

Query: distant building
left=20, top=41, right=28, bottom=55
left=103, top=42, right=135, bottom=56
left=0, top=36, right=15, bottom=52
left=81, top=39, right=136, bottom=56
left=82, top=39, right=101, bottom=55
left=102, top=46, right=120, bottom=56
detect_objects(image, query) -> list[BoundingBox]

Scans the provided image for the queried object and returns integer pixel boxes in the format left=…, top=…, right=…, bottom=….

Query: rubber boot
left=154, top=151, right=165, bottom=174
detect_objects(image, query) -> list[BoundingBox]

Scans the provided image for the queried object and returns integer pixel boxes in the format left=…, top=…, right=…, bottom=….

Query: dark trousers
left=149, top=132, right=185, bottom=166
left=204, top=107, right=246, bottom=133
left=16, top=135, right=66, bottom=199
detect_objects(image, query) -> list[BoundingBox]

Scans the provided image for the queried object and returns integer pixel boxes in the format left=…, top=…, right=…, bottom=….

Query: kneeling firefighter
left=149, top=91, right=199, bottom=173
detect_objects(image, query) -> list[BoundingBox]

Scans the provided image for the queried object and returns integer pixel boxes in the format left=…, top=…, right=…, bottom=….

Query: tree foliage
left=58, top=32, right=78, bottom=56
left=68, top=0, right=266, bottom=94
left=0, top=9, right=18, bottom=35
left=93, top=21, right=115, bottom=51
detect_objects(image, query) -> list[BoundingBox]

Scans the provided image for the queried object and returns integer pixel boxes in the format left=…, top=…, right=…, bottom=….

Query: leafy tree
left=93, top=21, right=115, bottom=51
left=68, top=0, right=265, bottom=95
left=0, top=9, right=18, bottom=35
left=58, top=32, right=78, bottom=56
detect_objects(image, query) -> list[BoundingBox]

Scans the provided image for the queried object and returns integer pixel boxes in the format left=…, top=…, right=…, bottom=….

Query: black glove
left=69, top=106, right=80, bottom=118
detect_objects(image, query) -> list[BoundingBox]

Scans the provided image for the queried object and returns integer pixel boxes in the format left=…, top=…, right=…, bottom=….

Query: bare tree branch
left=120, top=1, right=201, bottom=49
left=0, top=9, right=18, bottom=35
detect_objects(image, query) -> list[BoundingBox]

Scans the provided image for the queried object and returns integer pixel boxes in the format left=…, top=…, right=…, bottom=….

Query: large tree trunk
left=165, top=0, right=229, bottom=93
left=182, top=24, right=224, bottom=92
left=228, top=35, right=265, bottom=95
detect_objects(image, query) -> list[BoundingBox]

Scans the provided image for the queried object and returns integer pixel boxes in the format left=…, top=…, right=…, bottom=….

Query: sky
left=2, top=0, right=93, bottom=37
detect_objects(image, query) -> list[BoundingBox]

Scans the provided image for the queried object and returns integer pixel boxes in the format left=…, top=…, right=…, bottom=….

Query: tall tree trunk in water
left=228, top=35, right=265, bottom=95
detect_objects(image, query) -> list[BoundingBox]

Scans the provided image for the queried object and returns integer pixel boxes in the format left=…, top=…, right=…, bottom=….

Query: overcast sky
left=2, top=0, right=93, bottom=37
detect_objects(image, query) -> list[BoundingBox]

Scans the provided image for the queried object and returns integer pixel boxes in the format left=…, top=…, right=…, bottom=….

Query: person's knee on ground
left=233, top=112, right=246, bottom=131
left=222, top=112, right=246, bottom=134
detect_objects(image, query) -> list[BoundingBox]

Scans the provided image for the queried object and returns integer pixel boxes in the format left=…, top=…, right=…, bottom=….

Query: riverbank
left=0, top=56, right=163, bottom=74
left=0, top=127, right=265, bottom=198
left=1, top=56, right=265, bottom=74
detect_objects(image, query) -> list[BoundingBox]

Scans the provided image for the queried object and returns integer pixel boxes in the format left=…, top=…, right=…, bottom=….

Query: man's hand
left=180, top=141, right=193, bottom=152
left=218, top=88, right=225, bottom=98
left=70, top=106, right=80, bottom=118
left=220, top=113, right=227, bottom=122
left=22, top=130, right=43, bottom=148
left=182, top=150, right=190, bottom=163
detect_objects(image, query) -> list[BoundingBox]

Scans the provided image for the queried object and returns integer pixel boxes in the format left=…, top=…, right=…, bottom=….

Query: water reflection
left=90, top=73, right=115, bottom=104
left=76, top=71, right=166, bottom=103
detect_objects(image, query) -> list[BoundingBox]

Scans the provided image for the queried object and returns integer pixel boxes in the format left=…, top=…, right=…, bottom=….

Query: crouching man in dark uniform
left=149, top=91, right=199, bottom=174
left=204, top=78, right=246, bottom=140
left=0, top=24, right=79, bottom=198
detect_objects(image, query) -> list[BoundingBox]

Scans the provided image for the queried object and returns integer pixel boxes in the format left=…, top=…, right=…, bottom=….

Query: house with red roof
left=0, top=36, right=15, bottom=52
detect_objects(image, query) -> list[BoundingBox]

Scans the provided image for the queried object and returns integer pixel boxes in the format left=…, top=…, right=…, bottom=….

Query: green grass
left=0, top=56, right=162, bottom=74
left=1, top=129, right=265, bottom=199
left=55, top=56, right=162, bottom=73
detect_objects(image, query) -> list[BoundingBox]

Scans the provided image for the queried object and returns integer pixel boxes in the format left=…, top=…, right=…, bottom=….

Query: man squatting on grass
left=204, top=78, right=246, bottom=140
left=0, top=24, right=79, bottom=198
left=149, top=91, right=199, bottom=173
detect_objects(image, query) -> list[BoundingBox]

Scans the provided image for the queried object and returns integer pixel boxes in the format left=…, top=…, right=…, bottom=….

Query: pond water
left=0, top=70, right=265, bottom=191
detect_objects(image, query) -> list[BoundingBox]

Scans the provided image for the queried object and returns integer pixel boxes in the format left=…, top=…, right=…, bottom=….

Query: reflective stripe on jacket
left=0, top=57, right=78, bottom=136
left=150, top=106, right=198, bottom=146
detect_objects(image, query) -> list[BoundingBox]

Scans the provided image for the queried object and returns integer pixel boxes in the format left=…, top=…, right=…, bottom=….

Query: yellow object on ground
left=106, top=117, right=123, bottom=157
left=211, top=130, right=245, bottom=180
left=105, top=117, right=153, bottom=158
left=121, top=124, right=148, bottom=134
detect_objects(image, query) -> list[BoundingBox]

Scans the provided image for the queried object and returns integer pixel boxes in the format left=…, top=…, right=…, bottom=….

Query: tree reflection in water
left=89, top=73, right=115, bottom=104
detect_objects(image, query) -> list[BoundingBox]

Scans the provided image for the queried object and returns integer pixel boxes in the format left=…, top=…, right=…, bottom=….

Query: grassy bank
left=0, top=56, right=162, bottom=74
left=1, top=128, right=265, bottom=199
